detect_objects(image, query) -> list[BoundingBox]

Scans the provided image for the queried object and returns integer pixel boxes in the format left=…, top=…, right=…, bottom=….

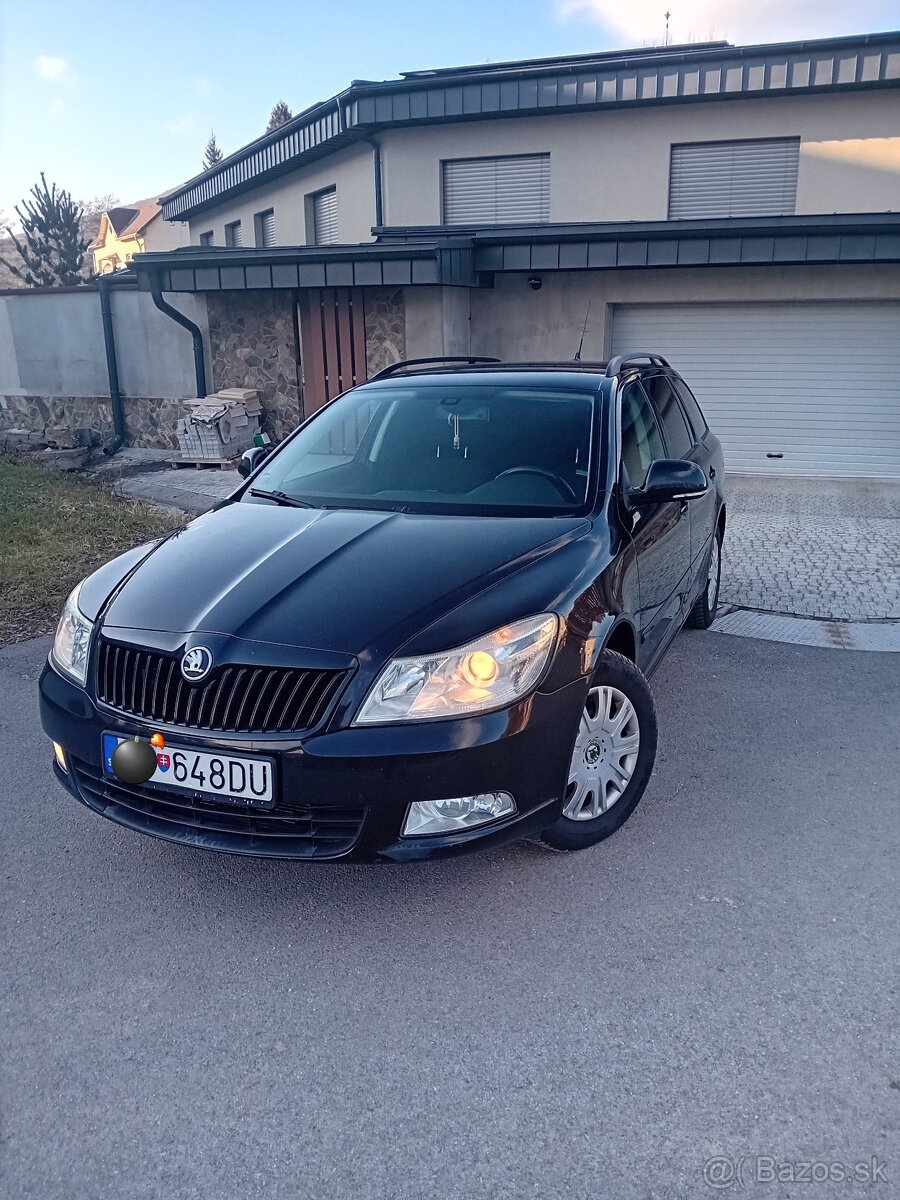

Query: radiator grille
left=96, top=640, right=347, bottom=734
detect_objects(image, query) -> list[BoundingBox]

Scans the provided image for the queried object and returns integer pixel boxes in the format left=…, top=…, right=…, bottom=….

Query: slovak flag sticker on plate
left=156, top=753, right=171, bottom=773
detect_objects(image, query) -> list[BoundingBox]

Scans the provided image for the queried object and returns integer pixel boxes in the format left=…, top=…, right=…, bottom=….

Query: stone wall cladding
left=0, top=394, right=188, bottom=450
left=207, top=291, right=302, bottom=441
left=364, top=288, right=405, bottom=377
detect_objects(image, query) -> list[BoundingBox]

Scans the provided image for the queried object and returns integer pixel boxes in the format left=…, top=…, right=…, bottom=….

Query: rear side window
left=620, top=381, right=665, bottom=487
left=672, top=377, right=709, bottom=439
left=643, top=375, right=694, bottom=458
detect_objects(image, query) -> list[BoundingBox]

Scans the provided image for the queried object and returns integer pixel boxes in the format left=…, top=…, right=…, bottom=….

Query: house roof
left=93, top=199, right=161, bottom=249
left=160, top=29, right=900, bottom=223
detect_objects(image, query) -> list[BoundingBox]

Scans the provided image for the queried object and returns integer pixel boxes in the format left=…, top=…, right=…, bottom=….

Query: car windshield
left=246, top=382, right=598, bottom=515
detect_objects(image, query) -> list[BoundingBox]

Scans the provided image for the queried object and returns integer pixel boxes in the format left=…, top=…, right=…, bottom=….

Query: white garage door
left=610, top=301, right=900, bottom=478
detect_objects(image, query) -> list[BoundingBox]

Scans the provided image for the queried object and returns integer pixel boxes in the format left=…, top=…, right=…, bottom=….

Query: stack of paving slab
left=175, top=388, right=262, bottom=462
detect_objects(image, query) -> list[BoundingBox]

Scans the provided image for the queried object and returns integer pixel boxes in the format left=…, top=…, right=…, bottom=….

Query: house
left=128, top=30, right=900, bottom=478
left=92, top=199, right=189, bottom=274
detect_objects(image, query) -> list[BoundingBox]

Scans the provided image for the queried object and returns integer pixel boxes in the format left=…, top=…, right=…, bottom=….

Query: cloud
left=35, top=54, right=69, bottom=80
left=556, top=1, right=900, bottom=46
left=166, top=114, right=196, bottom=136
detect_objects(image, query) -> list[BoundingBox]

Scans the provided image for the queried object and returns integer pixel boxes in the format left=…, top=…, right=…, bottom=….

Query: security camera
left=528, top=276, right=542, bottom=290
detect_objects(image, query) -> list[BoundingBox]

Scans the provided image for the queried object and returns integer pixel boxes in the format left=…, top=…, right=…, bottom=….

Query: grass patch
left=0, top=461, right=182, bottom=645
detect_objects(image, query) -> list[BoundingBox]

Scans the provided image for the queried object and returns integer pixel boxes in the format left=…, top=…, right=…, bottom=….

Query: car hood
left=99, top=501, right=588, bottom=658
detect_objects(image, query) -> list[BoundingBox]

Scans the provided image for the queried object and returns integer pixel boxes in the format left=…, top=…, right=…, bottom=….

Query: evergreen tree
left=203, top=131, right=224, bottom=170
left=0, top=174, right=89, bottom=287
left=266, top=100, right=293, bottom=133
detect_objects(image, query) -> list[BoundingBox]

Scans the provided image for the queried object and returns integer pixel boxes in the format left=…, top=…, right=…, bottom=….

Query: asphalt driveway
left=1, top=633, right=897, bottom=1200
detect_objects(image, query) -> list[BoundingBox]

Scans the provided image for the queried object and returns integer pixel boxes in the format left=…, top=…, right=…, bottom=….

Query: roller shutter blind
left=313, top=188, right=338, bottom=245
left=224, top=220, right=243, bottom=248
left=668, top=138, right=800, bottom=219
left=442, top=154, right=551, bottom=225
left=610, top=301, right=900, bottom=479
left=255, top=208, right=275, bottom=247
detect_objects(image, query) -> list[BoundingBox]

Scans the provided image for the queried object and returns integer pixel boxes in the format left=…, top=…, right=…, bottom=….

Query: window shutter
left=313, top=189, right=338, bottom=244
left=225, top=220, right=243, bottom=248
left=442, top=154, right=551, bottom=225
left=668, top=138, right=800, bottom=219
left=262, top=209, right=275, bottom=246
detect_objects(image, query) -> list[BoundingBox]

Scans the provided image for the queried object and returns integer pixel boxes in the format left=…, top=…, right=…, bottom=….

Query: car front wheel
left=686, top=524, right=722, bottom=630
left=541, top=650, right=658, bottom=852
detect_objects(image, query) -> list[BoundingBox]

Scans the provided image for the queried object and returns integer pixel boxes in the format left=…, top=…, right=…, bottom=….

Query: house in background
left=91, top=199, right=189, bottom=274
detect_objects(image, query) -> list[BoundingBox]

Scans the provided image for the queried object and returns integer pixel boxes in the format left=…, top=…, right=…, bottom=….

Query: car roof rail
left=370, top=356, right=502, bottom=380
left=605, top=352, right=671, bottom=377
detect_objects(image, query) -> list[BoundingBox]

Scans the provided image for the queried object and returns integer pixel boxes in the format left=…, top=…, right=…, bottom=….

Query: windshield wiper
left=248, top=488, right=315, bottom=509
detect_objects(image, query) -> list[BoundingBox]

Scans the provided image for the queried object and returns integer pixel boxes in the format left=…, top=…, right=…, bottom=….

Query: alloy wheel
left=563, top=685, right=641, bottom=821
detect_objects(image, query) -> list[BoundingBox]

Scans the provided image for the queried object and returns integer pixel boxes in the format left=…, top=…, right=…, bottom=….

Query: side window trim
left=617, top=377, right=665, bottom=489
left=644, top=373, right=693, bottom=458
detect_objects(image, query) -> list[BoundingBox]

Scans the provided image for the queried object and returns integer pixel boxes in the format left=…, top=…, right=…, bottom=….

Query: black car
left=40, top=353, right=725, bottom=862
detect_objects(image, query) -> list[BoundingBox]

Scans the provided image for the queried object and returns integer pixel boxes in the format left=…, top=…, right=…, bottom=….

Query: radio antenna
left=573, top=300, right=592, bottom=362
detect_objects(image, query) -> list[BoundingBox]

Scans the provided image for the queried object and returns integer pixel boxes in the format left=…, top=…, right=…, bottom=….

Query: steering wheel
left=493, top=466, right=578, bottom=503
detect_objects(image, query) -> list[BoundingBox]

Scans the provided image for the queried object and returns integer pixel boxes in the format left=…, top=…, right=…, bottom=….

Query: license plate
left=102, top=733, right=276, bottom=809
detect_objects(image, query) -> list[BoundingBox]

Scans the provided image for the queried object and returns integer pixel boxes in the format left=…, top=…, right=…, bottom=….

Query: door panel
left=619, top=380, right=691, bottom=666
left=298, top=288, right=368, bottom=418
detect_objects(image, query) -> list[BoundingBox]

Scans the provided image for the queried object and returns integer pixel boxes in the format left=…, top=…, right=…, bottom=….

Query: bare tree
left=77, top=193, right=120, bottom=249
left=203, top=131, right=224, bottom=170
left=266, top=100, right=293, bottom=133
left=0, top=174, right=89, bottom=287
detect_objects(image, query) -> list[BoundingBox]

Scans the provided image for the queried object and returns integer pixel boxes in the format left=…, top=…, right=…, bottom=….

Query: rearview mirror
left=238, top=446, right=270, bottom=479
left=630, top=459, right=708, bottom=506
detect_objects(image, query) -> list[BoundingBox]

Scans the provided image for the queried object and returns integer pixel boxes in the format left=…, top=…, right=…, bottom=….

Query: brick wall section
left=364, top=288, right=405, bottom=377
left=0, top=394, right=188, bottom=450
left=206, top=291, right=302, bottom=441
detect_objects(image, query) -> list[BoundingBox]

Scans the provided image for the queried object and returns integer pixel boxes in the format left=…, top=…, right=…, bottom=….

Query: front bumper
left=39, top=660, right=587, bottom=862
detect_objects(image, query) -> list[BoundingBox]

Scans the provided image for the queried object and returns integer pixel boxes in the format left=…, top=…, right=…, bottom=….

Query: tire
left=541, top=650, right=658, bottom=852
left=686, top=524, right=722, bottom=630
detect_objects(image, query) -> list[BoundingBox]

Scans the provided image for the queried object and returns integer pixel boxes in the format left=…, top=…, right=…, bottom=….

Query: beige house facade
left=130, top=30, right=900, bottom=478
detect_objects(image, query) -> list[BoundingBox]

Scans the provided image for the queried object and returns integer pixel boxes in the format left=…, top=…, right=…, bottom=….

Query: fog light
left=401, top=792, right=516, bottom=838
left=52, top=741, right=67, bottom=772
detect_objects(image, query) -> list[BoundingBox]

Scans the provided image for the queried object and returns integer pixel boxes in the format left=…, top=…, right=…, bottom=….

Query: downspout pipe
left=337, top=92, right=383, bottom=230
left=98, top=273, right=126, bottom=455
left=148, top=272, right=207, bottom=398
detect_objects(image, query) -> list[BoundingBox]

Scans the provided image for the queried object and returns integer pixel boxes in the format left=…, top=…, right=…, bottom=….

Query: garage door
left=610, top=301, right=900, bottom=478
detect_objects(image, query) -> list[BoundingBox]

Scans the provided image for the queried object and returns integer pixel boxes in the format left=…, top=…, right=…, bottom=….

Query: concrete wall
left=0, top=286, right=211, bottom=448
left=0, top=287, right=209, bottom=398
left=380, top=90, right=900, bottom=227
left=400, top=264, right=900, bottom=363
left=187, top=143, right=376, bottom=247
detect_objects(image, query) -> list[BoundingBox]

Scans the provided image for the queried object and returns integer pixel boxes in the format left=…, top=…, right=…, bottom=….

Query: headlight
left=355, top=613, right=558, bottom=724
left=51, top=582, right=94, bottom=686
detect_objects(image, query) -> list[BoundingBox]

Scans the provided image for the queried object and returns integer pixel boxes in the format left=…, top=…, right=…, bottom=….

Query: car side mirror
left=238, top=446, right=270, bottom=479
left=630, top=459, right=708, bottom=506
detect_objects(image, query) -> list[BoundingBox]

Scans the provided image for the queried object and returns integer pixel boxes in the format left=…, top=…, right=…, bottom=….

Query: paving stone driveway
left=720, top=476, right=900, bottom=621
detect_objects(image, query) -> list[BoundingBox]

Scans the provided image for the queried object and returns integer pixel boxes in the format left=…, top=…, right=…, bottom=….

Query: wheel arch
left=601, top=618, right=638, bottom=663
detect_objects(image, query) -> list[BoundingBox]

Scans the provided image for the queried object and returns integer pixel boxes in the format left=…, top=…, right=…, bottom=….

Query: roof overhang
left=160, top=30, right=900, bottom=223
left=131, top=240, right=478, bottom=291
left=129, top=214, right=900, bottom=293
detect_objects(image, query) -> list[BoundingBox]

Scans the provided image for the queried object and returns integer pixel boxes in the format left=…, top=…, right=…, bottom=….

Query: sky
left=1, top=0, right=898, bottom=216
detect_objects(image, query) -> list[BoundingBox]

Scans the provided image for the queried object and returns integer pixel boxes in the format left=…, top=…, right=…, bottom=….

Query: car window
left=247, top=383, right=597, bottom=515
left=643, top=375, right=694, bottom=458
left=671, top=377, right=709, bottom=439
left=620, top=381, right=665, bottom=487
